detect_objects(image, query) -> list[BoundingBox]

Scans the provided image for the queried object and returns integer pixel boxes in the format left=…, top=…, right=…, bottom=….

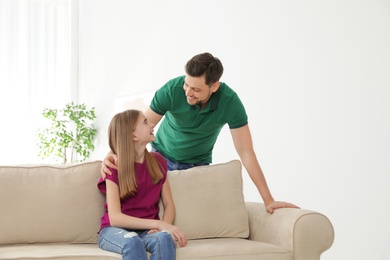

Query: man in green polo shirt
left=149, top=74, right=247, bottom=166
left=102, top=52, right=299, bottom=213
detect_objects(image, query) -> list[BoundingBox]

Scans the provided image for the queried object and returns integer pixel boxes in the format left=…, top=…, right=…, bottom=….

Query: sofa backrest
left=0, top=161, right=104, bottom=245
left=0, top=160, right=249, bottom=245
left=161, top=159, right=249, bottom=240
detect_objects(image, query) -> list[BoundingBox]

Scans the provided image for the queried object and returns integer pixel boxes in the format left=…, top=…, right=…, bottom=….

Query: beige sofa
left=0, top=160, right=334, bottom=260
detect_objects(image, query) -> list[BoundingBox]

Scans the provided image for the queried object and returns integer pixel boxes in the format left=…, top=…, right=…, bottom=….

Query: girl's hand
left=158, top=221, right=187, bottom=247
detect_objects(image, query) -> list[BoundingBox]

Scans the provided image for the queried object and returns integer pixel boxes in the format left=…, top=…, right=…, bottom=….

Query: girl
left=97, top=109, right=187, bottom=259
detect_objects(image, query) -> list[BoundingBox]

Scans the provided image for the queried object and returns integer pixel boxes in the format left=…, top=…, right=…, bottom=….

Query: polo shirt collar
left=209, top=84, right=222, bottom=111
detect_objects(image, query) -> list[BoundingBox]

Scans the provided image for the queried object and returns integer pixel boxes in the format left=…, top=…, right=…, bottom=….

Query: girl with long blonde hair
left=97, top=109, right=186, bottom=259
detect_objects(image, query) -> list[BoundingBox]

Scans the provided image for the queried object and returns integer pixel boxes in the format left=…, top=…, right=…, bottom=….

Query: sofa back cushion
left=0, top=161, right=104, bottom=245
left=165, top=160, right=249, bottom=240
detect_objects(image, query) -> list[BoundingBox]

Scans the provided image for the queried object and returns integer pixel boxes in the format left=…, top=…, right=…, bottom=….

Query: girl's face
left=132, top=114, right=155, bottom=144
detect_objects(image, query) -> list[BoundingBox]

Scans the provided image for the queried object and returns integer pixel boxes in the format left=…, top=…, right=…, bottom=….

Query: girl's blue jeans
left=98, top=227, right=176, bottom=260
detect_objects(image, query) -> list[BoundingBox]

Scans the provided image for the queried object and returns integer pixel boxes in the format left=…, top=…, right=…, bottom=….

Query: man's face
left=183, top=74, right=219, bottom=109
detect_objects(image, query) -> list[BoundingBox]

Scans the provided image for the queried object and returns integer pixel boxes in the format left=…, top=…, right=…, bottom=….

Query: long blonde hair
left=108, top=110, right=164, bottom=200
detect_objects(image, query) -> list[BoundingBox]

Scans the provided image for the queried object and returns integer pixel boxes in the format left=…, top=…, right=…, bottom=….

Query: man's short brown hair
left=185, top=52, right=224, bottom=86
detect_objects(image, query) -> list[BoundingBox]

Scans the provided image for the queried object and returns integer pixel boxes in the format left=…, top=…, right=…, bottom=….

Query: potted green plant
left=36, top=102, right=97, bottom=164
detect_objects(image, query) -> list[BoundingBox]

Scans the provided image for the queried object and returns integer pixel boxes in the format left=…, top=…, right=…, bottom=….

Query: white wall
left=78, top=1, right=390, bottom=259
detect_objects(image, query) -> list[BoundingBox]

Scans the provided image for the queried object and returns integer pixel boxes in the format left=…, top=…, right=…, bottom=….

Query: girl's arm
left=160, top=179, right=187, bottom=247
left=106, top=180, right=160, bottom=230
left=106, top=179, right=187, bottom=247
left=160, top=179, right=175, bottom=224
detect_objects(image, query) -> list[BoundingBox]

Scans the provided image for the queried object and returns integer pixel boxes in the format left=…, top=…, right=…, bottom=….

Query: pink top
left=98, top=152, right=167, bottom=231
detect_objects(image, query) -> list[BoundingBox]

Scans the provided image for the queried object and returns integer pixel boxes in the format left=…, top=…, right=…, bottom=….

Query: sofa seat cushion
left=0, top=239, right=292, bottom=260
left=166, top=160, right=250, bottom=240
left=176, top=238, right=292, bottom=260
left=0, top=244, right=120, bottom=260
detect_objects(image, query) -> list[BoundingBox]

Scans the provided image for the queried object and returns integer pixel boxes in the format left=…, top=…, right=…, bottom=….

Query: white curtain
left=0, top=0, right=73, bottom=164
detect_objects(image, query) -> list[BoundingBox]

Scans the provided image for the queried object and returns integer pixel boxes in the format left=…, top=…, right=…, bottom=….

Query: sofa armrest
left=245, top=202, right=334, bottom=260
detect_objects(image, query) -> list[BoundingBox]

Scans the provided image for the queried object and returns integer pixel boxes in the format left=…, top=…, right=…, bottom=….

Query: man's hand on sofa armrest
left=245, top=202, right=334, bottom=259
left=265, top=200, right=300, bottom=214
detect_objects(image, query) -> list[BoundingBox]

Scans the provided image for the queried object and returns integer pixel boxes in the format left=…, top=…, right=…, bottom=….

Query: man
left=102, top=52, right=298, bottom=213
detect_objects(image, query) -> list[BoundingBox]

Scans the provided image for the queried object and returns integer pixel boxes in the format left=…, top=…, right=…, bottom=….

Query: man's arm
left=230, top=125, right=299, bottom=213
left=144, top=107, right=163, bottom=126
left=101, top=151, right=118, bottom=178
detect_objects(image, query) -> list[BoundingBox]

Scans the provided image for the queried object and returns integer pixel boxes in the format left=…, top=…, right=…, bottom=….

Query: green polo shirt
left=150, top=75, right=248, bottom=163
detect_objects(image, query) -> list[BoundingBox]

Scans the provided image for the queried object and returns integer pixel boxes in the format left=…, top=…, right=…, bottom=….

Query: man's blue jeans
left=98, top=227, right=176, bottom=260
left=151, top=146, right=209, bottom=170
